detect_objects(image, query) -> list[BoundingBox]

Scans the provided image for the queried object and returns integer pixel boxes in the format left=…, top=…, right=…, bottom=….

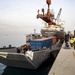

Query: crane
left=55, top=8, right=62, bottom=22
left=37, top=0, right=56, bottom=27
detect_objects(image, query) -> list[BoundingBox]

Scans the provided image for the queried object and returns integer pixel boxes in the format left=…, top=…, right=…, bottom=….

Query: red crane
left=37, top=0, right=56, bottom=28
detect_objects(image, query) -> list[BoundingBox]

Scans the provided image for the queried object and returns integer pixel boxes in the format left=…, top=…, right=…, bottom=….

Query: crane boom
left=37, top=0, right=56, bottom=26
left=56, top=8, right=62, bottom=21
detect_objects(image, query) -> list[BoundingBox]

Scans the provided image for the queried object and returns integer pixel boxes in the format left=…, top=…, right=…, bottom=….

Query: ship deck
left=48, top=42, right=75, bottom=75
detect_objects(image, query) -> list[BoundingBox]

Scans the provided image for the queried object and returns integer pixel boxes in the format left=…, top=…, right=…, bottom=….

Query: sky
left=0, top=0, right=75, bottom=35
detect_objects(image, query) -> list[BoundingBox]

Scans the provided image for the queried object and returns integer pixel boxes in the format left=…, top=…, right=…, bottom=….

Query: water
left=0, top=56, right=55, bottom=75
left=0, top=63, right=6, bottom=75
left=0, top=34, right=26, bottom=48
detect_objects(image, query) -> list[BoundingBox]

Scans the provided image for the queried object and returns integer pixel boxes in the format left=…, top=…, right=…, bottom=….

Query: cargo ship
left=0, top=0, right=64, bottom=69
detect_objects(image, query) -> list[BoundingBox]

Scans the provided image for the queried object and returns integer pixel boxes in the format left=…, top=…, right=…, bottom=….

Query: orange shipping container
left=49, top=36, right=56, bottom=45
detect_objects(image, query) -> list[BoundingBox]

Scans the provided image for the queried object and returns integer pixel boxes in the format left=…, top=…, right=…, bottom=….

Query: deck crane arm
left=37, top=0, right=56, bottom=25
left=56, top=8, right=62, bottom=22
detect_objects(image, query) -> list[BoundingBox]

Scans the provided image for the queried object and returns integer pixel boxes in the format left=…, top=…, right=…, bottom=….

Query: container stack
left=30, top=36, right=56, bottom=50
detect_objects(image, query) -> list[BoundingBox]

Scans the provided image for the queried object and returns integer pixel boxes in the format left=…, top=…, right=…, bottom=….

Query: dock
left=48, top=43, right=75, bottom=75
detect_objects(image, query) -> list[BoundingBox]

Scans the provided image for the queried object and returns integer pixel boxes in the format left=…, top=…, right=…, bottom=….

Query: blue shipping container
left=30, top=38, right=52, bottom=50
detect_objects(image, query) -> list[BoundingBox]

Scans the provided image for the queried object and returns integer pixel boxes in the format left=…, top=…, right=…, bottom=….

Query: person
left=21, top=44, right=28, bottom=54
left=64, top=34, right=70, bottom=48
left=23, top=44, right=28, bottom=54
left=70, top=38, right=74, bottom=47
left=73, top=37, right=75, bottom=49
left=73, top=37, right=75, bottom=42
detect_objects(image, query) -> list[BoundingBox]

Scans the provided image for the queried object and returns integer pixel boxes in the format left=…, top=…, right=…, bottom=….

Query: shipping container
left=30, top=37, right=52, bottom=50
left=49, top=36, right=57, bottom=45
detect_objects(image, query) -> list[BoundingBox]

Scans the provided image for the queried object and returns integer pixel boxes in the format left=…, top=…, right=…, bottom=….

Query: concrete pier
left=48, top=43, right=75, bottom=75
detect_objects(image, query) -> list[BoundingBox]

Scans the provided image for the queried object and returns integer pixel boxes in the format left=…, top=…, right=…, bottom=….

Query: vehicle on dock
left=0, top=0, right=64, bottom=69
